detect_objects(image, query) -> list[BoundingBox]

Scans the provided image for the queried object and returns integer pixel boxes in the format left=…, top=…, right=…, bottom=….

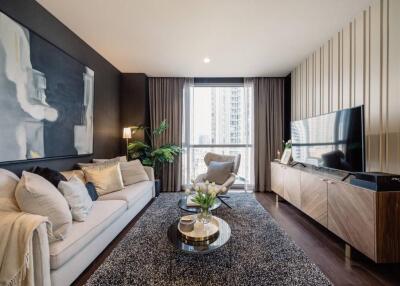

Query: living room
left=1, top=0, right=400, bottom=285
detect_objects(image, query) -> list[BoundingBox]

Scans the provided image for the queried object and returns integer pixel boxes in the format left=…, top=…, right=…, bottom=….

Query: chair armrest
left=143, top=166, right=155, bottom=181
left=194, top=173, right=207, bottom=184
left=221, top=174, right=236, bottom=191
left=32, top=222, right=51, bottom=286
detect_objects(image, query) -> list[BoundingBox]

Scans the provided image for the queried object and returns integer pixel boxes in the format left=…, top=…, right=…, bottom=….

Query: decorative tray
left=178, top=215, right=220, bottom=241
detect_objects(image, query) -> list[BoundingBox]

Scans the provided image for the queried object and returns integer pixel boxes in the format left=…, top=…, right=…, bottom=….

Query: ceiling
left=37, top=0, right=373, bottom=77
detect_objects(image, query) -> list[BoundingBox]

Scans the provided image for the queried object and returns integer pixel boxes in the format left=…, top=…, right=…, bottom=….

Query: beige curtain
left=248, top=78, right=285, bottom=192
left=149, top=77, right=189, bottom=192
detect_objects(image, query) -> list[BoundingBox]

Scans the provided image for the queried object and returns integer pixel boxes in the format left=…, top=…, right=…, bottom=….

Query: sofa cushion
left=30, top=166, right=67, bottom=188
left=205, top=161, right=234, bottom=185
left=58, top=176, right=94, bottom=222
left=120, top=160, right=149, bottom=186
left=49, top=200, right=127, bottom=269
left=15, top=171, right=72, bottom=241
left=98, top=181, right=153, bottom=208
left=0, top=169, right=20, bottom=212
left=81, top=162, right=124, bottom=196
left=61, top=170, right=85, bottom=183
left=92, top=156, right=127, bottom=164
left=85, top=182, right=98, bottom=201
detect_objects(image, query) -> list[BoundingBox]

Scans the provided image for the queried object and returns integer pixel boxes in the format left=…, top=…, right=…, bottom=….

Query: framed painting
left=0, top=10, right=94, bottom=163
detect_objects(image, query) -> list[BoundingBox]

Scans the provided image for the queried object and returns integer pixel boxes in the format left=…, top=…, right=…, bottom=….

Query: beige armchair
left=194, top=152, right=241, bottom=208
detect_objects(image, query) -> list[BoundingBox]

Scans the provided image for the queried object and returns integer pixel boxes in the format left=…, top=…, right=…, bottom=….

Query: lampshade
left=123, top=127, right=132, bottom=139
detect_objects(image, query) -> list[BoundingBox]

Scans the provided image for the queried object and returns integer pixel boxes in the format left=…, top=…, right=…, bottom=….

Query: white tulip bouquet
left=185, top=180, right=226, bottom=223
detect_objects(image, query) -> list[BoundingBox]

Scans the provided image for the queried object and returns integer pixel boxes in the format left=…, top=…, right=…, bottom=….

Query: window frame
left=182, top=82, right=253, bottom=189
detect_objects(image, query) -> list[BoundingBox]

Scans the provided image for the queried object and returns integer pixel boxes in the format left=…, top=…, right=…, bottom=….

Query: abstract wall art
left=0, top=10, right=94, bottom=163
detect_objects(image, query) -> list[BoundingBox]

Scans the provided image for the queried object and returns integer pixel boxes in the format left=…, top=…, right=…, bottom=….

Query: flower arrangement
left=283, top=139, right=292, bottom=150
left=185, top=181, right=226, bottom=223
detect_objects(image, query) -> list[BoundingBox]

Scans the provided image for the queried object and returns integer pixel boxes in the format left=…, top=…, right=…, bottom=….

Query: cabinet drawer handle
left=327, top=181, right=335, bottom=185
left=320, top=178, right=328, bottom=182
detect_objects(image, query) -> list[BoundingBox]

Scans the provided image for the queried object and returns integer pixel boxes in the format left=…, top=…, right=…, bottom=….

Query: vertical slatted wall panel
left=290, top=0, right=399, bottom=174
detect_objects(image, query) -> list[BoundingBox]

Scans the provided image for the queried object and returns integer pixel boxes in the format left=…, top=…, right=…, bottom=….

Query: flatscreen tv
left=291, top=106, right=365, bottom=172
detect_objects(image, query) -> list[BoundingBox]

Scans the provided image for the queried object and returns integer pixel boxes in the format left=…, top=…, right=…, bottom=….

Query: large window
left=182, top=84, right=254, bottom=189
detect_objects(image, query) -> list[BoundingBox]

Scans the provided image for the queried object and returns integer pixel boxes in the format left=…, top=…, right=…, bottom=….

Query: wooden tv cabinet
left=270, top=161, right=400, bottom=263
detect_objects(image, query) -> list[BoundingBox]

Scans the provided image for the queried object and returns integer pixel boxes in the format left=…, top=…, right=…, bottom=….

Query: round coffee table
left=178, top=197, right=221, bottom=213
left=167, top=216, right=231, bottom=254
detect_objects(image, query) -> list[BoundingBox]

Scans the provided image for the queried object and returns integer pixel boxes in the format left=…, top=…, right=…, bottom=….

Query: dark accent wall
left=284, top=74, right=291, bottom=141
left=120, top=73, right=150, bottom=146
left=0, top=0, right=121, bottom=175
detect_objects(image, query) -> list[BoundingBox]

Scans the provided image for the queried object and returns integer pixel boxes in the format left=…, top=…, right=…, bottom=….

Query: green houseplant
left=127, top=120, right=182, bottom=178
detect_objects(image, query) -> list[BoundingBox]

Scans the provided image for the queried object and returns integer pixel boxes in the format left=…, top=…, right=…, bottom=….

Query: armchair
left=194, top=152, right=241, bottom=208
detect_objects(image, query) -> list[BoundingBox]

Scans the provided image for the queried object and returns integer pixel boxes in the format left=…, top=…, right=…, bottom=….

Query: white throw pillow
left=120, top=160, right=149, bottom=186
left=15, top=171, right=72, bottom=241
left=58, top=176, right=93, bottom=222
left=0, top=169, right=20, bottom=212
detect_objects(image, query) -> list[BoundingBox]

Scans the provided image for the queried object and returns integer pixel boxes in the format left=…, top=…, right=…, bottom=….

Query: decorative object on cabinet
left=280, top=148, right=292, bottom=165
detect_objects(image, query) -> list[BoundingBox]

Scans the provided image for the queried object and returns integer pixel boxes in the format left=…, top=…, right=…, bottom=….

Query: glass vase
left=198, top=207, right=212, bottom=224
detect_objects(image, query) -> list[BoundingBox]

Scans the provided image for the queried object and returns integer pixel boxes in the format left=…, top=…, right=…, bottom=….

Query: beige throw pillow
left=82, top=162, right=124, bottom=196
left=0, top=169, right=20, bottom=212
left=92, top=156, right=127, bottom=164
left=15, top=171, right=72, bottom=241
left=61, top=170, right=86, bottom=183
left=120, top=160, right=149, bottom=186
left=78, top=156, right=126, bottom=169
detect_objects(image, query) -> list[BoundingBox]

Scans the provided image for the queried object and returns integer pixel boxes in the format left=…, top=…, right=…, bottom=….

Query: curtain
left=247, top=78, right=285, bottom=192
left=149, top=77, right=192, bottom=192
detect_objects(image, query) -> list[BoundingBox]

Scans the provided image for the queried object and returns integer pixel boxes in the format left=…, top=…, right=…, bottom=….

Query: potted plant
left=127, top=120, right=182, bottom=189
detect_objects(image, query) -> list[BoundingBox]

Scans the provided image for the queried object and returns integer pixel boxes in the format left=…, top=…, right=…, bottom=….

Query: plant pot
left=154, top=179, right=161, bottom=197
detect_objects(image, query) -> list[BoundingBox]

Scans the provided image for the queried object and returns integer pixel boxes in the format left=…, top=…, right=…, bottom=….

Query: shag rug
left=85, top=193, right=331, bottom=286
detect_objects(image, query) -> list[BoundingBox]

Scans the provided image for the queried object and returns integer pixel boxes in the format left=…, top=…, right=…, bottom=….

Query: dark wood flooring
left=255, top=192, right=400, bottom=286
left=72, top=192, right=400, bottom=286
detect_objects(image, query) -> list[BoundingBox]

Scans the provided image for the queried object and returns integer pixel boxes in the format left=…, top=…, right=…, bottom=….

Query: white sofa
left=25, top=166, right=155, bottom=286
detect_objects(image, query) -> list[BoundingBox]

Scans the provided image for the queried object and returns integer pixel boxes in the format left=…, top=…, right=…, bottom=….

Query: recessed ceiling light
left=203, top=57, right=210, bottom=63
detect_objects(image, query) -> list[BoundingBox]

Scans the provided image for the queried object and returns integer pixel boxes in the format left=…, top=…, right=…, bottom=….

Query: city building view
left=182, top=86, right=254, bottom=188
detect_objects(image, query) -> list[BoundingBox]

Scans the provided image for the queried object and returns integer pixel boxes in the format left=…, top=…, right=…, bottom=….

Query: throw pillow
left=85, top=182, right=98, bottom=201
left=205, top=161, right=234, bottom=185
left=92, top=156, right=127, bottom=163
left=15, top=171, right=72, bottom=241
left=58, top=176, right=93, bottom=222
left=119, top=160, right=149, bottom=186
left=81, top=162, right=124, bottom=196
left=30, top=166, right=67, bottom=188
left=0, top=169, right=20, bottom=212
left=77, top=156, right=125, bottom=169
left=61, top=170, right=86, bottom=184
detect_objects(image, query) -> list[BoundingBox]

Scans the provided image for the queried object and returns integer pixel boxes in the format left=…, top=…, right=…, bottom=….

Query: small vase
left=198, top=207, right=212, bottom=224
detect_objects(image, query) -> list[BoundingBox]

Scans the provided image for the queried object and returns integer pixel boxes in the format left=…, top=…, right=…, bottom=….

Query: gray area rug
left=86, top=193, right=331, bottom=285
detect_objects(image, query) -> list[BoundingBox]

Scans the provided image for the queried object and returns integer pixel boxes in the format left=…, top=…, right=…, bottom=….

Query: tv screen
left=291, top=106, right=365, bottom=172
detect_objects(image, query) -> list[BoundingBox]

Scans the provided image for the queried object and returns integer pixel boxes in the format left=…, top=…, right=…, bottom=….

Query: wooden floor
left=73, top=192, right=400, bottom=286
left=255, top=192, right=400, bottom=286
